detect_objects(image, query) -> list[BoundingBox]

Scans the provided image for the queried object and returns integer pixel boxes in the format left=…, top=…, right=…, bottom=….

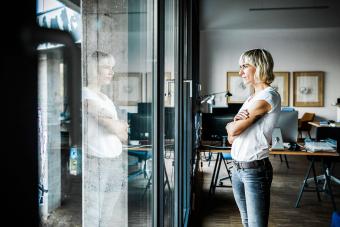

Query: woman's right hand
left=234, top=109, right=249, bottom=121
left=115, top=120, right=129, bottom=143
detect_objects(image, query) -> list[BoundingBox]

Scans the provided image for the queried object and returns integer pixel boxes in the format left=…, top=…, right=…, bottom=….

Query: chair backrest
left=299, top=112, right=315, bottom=131
left=301, top=112, right=315, bottom=122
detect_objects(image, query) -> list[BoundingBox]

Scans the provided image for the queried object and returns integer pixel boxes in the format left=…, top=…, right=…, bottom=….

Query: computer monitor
left=275, top=110, right=298, bottom=143
left=128, top=113, right=152, bottom=140
left=137, top=102, right=152, bottom=115
left=164, top=107, right=175, bottom=139
left=201, top=113, right=234, bottom=141
left=212, top=104, right=242, bottom=115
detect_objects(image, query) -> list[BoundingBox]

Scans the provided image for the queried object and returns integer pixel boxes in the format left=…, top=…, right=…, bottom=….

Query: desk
left=309, top=121, right=340, bottom=144
left=199, top=145, right=339, bottom=210
left=307, top=121, right=340, bottom=200
left=125, top=144, right=172, bottom=195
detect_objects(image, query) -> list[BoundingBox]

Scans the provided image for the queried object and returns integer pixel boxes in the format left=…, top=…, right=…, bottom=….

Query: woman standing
left=83, top=51, right=128, bottom=226
left=226, top=49, right=281, bottom=227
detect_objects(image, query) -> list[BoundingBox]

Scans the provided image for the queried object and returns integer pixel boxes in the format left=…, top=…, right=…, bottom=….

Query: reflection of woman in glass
left=83, top=51, right=128, bottom=226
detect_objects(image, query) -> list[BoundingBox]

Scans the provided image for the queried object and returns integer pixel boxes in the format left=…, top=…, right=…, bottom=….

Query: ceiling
left=200, top=0, right=340, bottom=30
left=58, top=0, right=80, bottom=12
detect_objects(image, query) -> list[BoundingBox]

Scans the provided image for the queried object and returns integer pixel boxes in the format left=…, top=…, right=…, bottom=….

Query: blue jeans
left=231, top=159, right=273, bottom=227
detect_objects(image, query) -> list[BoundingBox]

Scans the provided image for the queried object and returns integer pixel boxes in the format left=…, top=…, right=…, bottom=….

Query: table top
left=308, top=121, right=327, bottom=127
left=198, top=145, right=339, bottom=157
left=309, top=121, right=340, bottom=128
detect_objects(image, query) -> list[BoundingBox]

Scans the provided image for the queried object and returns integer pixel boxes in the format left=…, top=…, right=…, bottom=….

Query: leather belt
left=233, top=158, right=270, bottom=169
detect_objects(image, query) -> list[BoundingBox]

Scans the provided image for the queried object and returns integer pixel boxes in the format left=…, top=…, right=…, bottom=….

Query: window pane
left=82, top=0, right=155, bottom=226
left=37, top=0, right=157, bottom=226
left=164, top=0, right=177, bottom=226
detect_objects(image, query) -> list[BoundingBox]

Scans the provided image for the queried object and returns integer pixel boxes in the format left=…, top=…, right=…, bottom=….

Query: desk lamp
left=200, top=91, right=232, bottom=113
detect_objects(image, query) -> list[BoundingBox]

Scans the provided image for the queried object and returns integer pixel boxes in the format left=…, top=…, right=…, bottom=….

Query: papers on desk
left=304, top=141, right=337, bottom=153
left=330, top=122, right=340, bottom=127
left=283, top=143, right=290, bottom=149
left=319, top=120, right=330, bottom=126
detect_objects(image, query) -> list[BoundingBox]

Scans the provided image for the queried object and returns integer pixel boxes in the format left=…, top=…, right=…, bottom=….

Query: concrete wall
left=200, top=27, right=340, bottom=121
left=38, top=51, right=63, bottom=219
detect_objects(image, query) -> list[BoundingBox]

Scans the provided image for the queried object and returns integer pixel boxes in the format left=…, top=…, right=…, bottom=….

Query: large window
left=37, top=0, right=158, bottom=226
left=82, top=0, right=157, bottom=226
left=36, top=0, right=190, bottom=226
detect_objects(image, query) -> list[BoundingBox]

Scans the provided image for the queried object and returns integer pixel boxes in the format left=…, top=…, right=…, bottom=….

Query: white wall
left=200, top=27, right=340, bottom=121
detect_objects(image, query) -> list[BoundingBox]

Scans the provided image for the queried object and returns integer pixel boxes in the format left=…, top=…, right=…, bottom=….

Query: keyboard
left=304, top=141, right=336, bottom=152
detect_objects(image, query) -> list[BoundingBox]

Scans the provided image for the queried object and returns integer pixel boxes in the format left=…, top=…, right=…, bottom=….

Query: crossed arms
left=85, top=99, right=128, bottom=143
left=226, top=100, right=271, bottom=144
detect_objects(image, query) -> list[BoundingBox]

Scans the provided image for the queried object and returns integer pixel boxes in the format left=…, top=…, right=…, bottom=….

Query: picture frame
left=112, top=72, right=142, bottom=106
left=293, top=71, right=324, bottom=107
left=272, top=72, right=290, bottom=106
left=226, top=72, right=252, bottom=103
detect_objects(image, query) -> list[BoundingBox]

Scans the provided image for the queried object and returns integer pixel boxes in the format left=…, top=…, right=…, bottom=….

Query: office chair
left=331, top=211, right=340, bottom=227
left=128, top=149, right=152, bottom=181
left=298, top=112, right=315, bottom=139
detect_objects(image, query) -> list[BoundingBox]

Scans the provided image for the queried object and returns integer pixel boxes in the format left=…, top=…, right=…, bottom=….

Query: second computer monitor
left=275, top=110, right=298, bottom=143
left=201, top=113, right=234, bottom=141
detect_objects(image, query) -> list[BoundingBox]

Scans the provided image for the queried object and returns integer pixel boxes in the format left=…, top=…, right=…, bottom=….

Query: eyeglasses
left=99, top=65, right=115, bottom=71
left=239, top=64, right=250, bottom=70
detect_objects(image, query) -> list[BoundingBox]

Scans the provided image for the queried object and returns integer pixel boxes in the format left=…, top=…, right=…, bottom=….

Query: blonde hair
left=87, top=51, right=116, bottom=84
left=239, top=49, right=274, bottom=84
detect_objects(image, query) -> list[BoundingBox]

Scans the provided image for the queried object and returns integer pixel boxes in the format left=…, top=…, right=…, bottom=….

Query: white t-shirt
left=83, top=87, right=122, bottom=158
left=231, top=87, right=281, bottom=162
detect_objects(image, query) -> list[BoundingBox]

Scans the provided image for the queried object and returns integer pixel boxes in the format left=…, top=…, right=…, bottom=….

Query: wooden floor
left=195, top=154, right=340, bottom=227
left=41, top=152, right=340, bottom=227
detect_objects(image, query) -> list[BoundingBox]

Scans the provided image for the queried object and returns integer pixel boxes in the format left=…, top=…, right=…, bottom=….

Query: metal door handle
left=183, top=79, right=192, bottom=98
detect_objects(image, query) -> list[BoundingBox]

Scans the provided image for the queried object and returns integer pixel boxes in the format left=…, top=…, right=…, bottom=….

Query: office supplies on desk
left=281, top=107, right=295, bottom=112
left=330, top=122, right=340, bottom=127
left=319, top=120, right=330, bottom=126
left=129, top=140, right=140, bottom=146
left=304, top=141, right=336, bottom=152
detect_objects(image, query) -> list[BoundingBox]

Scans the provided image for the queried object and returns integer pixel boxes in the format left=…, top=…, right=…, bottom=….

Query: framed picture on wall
left=112, top=73, right=142, bottom=106
left=226, top=72, right=252, bottom=103
left=293, top=71, right=324, bottom=107
left=272, top=72, right=290, bottom=106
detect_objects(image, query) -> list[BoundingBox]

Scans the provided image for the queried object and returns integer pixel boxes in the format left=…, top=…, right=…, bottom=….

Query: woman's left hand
left=228, top=134, right=236, bottom=144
